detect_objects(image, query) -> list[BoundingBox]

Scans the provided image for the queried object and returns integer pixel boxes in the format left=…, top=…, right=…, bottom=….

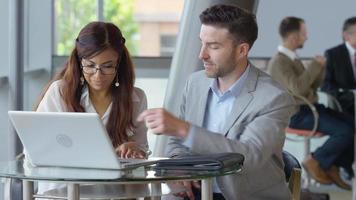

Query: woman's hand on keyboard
left=116, top=142, right=146, bottom=159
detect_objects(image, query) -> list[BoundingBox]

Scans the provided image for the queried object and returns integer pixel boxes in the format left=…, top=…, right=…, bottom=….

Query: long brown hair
left=36, top=22, right=135, bottom=147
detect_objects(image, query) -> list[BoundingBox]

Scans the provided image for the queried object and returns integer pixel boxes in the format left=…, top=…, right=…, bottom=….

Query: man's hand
left=173, top=181, right=201, bottom=200
left=314, top=55, right=326, bottom=67
left=137, top=108, right=190, bottom=138
left=115, top=142, right=146, bottom=159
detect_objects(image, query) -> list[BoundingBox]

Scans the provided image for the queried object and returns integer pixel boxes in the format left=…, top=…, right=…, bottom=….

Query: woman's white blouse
left=36, top=80, right=148, bottom=144
left=31, top=80, right=148, bottom=196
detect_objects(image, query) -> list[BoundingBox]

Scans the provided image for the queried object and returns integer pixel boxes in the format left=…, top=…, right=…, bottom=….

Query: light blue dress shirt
left=183, top=65, right=250, bottom=193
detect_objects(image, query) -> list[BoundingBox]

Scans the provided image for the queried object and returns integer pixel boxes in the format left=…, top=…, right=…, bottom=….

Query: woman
left=32, top=21, right=149, bottom=196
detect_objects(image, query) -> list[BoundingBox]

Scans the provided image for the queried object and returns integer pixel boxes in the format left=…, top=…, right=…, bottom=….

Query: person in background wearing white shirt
left=32, top=21, right=149, bottom=196
left=268, top=16, right=354, bottom=190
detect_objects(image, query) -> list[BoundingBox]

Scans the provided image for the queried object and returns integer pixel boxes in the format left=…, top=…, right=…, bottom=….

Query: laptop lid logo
left=56, top=134, right=73, bottom=148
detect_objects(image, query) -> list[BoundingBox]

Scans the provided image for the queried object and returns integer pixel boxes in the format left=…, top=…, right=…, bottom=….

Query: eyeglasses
left=81, top=60, right=117, bottom=75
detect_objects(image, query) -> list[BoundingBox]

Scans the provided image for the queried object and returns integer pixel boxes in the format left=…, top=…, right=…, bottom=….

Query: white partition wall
left=0, top=0, right=10, bottom=163
left=1, top=1, right=51, bottom=198
left=0, top=0, right=52, bottom=162
left=8, top=0, right=25, bottom=165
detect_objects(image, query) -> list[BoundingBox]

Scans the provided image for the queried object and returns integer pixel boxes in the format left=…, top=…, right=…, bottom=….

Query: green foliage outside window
left=55, top=0, right=138, bottom=55
left=104, top=0, right=138, bottom=54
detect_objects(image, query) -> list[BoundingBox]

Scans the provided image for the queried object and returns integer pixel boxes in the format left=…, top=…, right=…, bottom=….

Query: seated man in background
left=321, top=16, right=356, bottom=117
left=268, top=16, right=354, bottom=190
left=138, top=4, right=296, bottom=200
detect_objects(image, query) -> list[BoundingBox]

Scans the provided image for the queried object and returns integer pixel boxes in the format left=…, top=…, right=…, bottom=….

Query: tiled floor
left=307, top=183, right=352, bottom=199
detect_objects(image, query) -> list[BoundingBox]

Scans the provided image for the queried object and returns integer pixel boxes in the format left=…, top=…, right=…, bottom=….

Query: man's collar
left=278, top=45, right=297, bottom=60
left=209, top=64, right=250, bottom=97
left=345, top=42, right=356, bottom=55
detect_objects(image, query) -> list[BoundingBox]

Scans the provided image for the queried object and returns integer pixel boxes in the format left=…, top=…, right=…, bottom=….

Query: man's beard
left=205, top=68, right=218, bottom=78
left=203, top=53, right=237, bottom=79
left=205, top=63, right=236, bottom=79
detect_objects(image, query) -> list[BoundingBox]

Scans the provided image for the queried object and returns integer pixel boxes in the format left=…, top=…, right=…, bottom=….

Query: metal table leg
left=304, top=137, right=311, bottom=187
left=201, top=178, right=213, bottom=200
left=151, top=183, right=161, bottom=200
left=3, top=178, right=11, bottom=200
left=67, top=183, right=79, bottom=200
left=23, top=180, right=34, bottom=200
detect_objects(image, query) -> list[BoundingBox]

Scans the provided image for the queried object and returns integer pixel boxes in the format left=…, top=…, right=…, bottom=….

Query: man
left=321, top=17, right=356, bottom=117
left=138, top=5, right=295, bottom=200
left=268, top=16, right=354, bottom=190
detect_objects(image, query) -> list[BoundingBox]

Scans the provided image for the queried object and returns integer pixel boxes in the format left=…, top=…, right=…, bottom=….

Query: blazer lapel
left=195, top=79, right=212, bottom=127
left=223, top=65, right=258, bottom=136
left=340, top=44, right=356, bottom=83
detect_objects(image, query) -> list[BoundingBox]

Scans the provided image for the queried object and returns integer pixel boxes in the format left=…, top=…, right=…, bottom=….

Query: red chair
left=285, top=94, right=322, bottom=187
left=286, top=127, right=324, bottom=137
left=285, top=92, right=342, bottom=187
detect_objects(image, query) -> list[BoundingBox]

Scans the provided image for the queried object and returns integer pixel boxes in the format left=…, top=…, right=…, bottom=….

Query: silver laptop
left=8, top=111, right=158, bottom=170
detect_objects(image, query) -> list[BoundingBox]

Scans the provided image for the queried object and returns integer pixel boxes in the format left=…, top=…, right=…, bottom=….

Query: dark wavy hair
left=36, top=22, right=135, bottom=147
left=199, top=4, right=258, bottom=49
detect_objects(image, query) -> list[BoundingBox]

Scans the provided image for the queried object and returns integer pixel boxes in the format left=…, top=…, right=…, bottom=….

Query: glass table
left=0, top=159, right=242, bottom=200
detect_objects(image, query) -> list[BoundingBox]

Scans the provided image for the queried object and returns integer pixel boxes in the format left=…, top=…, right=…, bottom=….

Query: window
left=160, top=35, right=177, bottom=56
left=54, top=0, right=97, bottom=55
left=54, top=0, right=184, bottom=57
left=103, top=0, right=139, bottom=54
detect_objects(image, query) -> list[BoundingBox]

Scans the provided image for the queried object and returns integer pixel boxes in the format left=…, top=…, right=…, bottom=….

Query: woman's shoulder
left=132, top=87, right=147, bottom=111
left=36, top=79, right=66, bottom=112
left=132, top=87, right=147, bottom=101
left=48, top=80, right=64, bottom=90
left=44, top=80, right=64, bottom=96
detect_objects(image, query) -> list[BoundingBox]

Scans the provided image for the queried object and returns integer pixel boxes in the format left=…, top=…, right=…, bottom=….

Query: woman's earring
left=80, top=76, right=84, bottom=85
left=115, top=75, right=119, bottom=87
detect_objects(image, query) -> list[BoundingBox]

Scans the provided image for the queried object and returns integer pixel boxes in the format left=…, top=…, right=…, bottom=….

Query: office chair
left=285, top=94, right=323, bottom=187
left=285, top=93, right=343, bottom=187
left=283, top=151, right=302, bottom=200
left=285, top=94, right=322, bottom=160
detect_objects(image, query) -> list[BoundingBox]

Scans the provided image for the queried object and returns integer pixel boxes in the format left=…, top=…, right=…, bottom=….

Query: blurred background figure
left=268, top=16, right=354, bottom=190
left=321, top=16, right=356, bottom=118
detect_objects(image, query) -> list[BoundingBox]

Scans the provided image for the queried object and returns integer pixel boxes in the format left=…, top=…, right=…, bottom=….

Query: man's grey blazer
left=166, top=65, right=296, bottom=200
